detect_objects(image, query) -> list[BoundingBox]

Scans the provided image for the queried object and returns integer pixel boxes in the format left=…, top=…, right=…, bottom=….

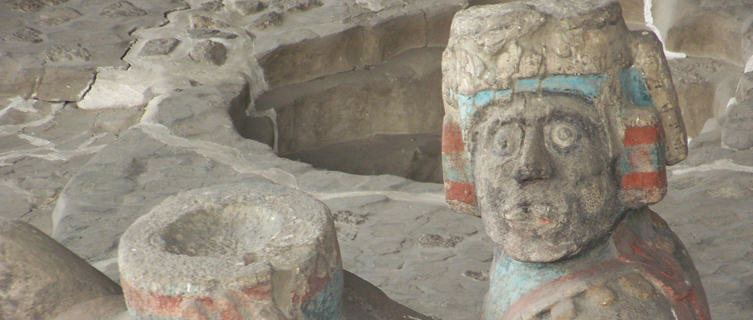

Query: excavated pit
left=241, top=47, right=446, bottom=183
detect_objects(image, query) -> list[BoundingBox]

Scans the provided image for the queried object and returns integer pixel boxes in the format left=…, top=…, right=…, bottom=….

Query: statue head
left=441, top=0, right=688, bottom=262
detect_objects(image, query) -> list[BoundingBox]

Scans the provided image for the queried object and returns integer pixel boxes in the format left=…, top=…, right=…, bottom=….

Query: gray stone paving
left=0, top=0, right=752, bottom=319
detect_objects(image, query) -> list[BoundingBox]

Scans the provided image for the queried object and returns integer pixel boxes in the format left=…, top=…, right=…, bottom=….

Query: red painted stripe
left=621, top=168, right=666, bottom=189
left=122, top=279, right=272, bottom=318
left=445, top=181, right=475, bottom=205
left=623, top=126, right=660, bottom=146
left=442, top=121, right=465, bottom=153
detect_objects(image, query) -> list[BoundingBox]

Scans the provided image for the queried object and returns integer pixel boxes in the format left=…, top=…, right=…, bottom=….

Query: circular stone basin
left=118, top=182, right=343, bottom=320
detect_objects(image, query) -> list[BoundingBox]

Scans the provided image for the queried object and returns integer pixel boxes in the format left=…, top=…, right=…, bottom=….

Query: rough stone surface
left=35, top=67, right=95, bottom=102
left=119, top=183, right=343, bottom=319
left=653, top=126, right=753, bottom=320
left=38, top=7, right=82, bottom=26
left=100, top=1, right=147, bottom=18
left=0, top=219, right=121, bottom=320
left=722, top=98, right=753, bottom=150
left=8, top=0, right=68, bottom=12
left=139, top=38, right=180, bottom=56
left=668, top=57, right=740, bottom=137
left=77, top=68, right=150, bottom=109
left=52, top=295, right=127, bottom=320
left=252, top=10, right=283, bottom=29
left=189, top=40, right=227, bottom=65
left=655, top=0, right=753, bottom=66
left=227, top=0, right=265, bottom=15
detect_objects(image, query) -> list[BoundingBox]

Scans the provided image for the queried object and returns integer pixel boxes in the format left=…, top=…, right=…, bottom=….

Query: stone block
left=666, top=13, right=743, bottom=65
left=258, top=26, right=366, bottom=88
left=0, top=65, right=41, bottom=98
left=51, top=125, right=271, bottom=278
left=7, top=0, right=68, bottom=12
left=38, top=7, right=82, bottom=26
left=363, top=11, right=427, bottom=62
left=77, top=68, right=149, bottom=109
left=10, top=26, right=43, bottom=43
left=187, top=29, right=237, bottom=39
left=189, top=40, right=227, bottom=65
left=251, top=10, right=284, bottom=29
left=0, top=219, right=121, bottom=320
left=668, top=57, right=740, bottom=137
left=227, top=0, right=265, bottom=15
left=42, top=43, right=92, bottom=64
left=425, top=3, right=463, bottom=48
left=722, top=98, right=753, bottom=150
left=118, top=183, right=343, bottom=319
left=355, top=0, right=403, bottom=12
left=51, top=295, right=126, bottom=320
left=99, top=0, right=147, bottom=17
left=273, top=0, right=322, bottom=11
left=271, top=48, right=443, bottom=154
left=139, top=38, right=180, bottom=56
left=189, top=14, right=230, bottom=29
left=35, top=67, right=95, bottom=102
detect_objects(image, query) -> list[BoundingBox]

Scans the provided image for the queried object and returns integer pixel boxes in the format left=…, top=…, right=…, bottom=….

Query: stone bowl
left=118, top=182, right=343, bottom=320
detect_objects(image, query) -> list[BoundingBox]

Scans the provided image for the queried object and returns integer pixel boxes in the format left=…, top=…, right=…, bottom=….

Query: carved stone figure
left=441, top=1, right=711, bottom=319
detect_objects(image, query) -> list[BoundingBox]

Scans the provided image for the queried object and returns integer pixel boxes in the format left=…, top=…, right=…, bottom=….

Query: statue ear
left=629, top=31, right=688, bottom=165
left=618, top=31, right=688, bottom=207
left=441, top=113, right=480, bottom=216
left=617, top=105, right=667, bottom=207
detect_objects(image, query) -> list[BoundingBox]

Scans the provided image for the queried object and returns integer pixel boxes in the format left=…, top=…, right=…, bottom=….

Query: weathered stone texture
left=119, top=183, right=343, bottom=319
left=8, top=0, right=68, bottom=12
left=35, top=67, right=95, bottom=102
left=139, top=38, right=180, bottom=56
left=187, top=29, right=238, bottom=39
left=189, top=40, right=228, bottom=65
left=668, top=57, right=740, bottom=137
left=100, top=0, right=147, bottom=17
left=0, top=66, right=41, bottom=98
left=722, top=98, right=753, bottom=150
left=10, top=27, right=43, bottom=43
left=189, top=14, right=230, bottom=29
left=0, top=219, right=121, bottom=320
left=38, top=7, right=82, bottom=26
left=666, top=13, right=743, bottom=65
left=42, top=43, right=92, bottom=63
left=228, top=0, right=265, bottom=15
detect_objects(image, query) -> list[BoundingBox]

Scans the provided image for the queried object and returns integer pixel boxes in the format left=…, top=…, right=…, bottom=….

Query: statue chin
left=498, top=232, right=580, bottom=263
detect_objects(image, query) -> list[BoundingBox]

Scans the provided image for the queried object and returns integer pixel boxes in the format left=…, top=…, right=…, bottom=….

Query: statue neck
left=483, top=235, right=618, bottom=319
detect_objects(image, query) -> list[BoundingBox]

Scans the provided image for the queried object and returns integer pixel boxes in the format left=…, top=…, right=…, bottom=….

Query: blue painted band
left=453, top=74, right=606, bottom=131
left=618, top=143, right=665, bottom=175
left=301, top=267, right=344, bottom=320
left=619, top=67, right=654, bottom=107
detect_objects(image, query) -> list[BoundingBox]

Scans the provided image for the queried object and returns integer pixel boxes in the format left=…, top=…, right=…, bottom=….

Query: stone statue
left=440, top=1, right=711, bottom=319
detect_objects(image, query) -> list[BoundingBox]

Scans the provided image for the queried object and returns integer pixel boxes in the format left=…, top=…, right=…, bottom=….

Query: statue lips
left=502, top=200, right=560, bottom=234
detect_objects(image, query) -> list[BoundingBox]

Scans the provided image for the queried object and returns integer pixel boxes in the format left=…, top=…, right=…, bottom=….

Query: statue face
left=471, top=93, right=622, bottom=262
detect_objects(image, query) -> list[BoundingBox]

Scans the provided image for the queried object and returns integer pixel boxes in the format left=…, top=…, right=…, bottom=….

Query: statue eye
left=549, top=122, right=579, bottom=149
left=492, top=124, right=522, bottom=156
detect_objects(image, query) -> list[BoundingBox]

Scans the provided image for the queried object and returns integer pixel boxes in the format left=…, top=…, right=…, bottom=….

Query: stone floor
left=1, top=0, right=752, bottom=319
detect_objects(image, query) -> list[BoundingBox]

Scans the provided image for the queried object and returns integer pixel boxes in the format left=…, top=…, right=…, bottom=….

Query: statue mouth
left=502, top=201, right=560, bottom=231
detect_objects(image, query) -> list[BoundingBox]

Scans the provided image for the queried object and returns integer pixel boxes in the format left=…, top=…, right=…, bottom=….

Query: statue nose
left=513, top=130, right=552, bottom=184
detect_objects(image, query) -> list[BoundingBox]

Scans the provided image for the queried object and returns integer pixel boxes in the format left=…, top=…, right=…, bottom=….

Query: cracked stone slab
left=52, top=124, right=274, bottom=280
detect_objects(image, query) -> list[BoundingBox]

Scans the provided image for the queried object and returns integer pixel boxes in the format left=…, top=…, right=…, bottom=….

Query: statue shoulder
left=503, top=268, right=677, bottom=320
